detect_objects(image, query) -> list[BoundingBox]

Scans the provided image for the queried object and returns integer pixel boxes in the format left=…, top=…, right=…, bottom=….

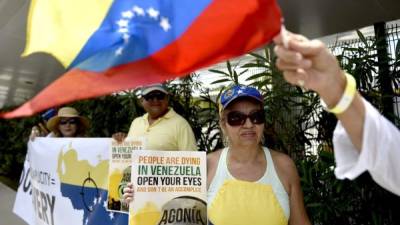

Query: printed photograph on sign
left=107, top=137, right=146, bottom=213
left=129, top=150, right=207, bottom=225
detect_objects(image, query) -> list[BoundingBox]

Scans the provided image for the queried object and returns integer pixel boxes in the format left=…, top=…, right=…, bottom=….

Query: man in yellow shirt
left=113, top=83, right=197, bottom=151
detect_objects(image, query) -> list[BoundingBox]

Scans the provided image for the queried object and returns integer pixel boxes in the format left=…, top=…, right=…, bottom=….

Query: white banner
left=13, top=138, right=128, bottom=225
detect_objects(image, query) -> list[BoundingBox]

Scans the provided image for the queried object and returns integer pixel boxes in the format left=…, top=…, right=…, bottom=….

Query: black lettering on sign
left=158, top=207, right=205, bottom=225
left=31, top=186, right=56, bottom=225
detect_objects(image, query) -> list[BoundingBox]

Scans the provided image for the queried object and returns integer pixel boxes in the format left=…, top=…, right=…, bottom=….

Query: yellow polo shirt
left=127, top=108, right=197, bottom=151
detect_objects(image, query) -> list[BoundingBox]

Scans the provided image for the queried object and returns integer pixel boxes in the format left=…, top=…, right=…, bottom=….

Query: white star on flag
left=115, top=47, right=123, bottom=55
left=118, top=27, right=128, bottom=34
left=160, top=17, right=171, bottom=31
left=147, top=7, right=159, bottom=19
left=121, top=10, right=134, bottom=19
left=93, top=197, right=97, bottom=205
left=109, top=212, right=114, bottom=220
left=133, top=6, right=145, bottom=16
left=116, top=19, right=129, bottom=28
left=114, top=4, right=172, bottom=58
left=122, top=33, right=130, bottom=43
left=103, top=199, right=108, bottom=209
left=238, top=90, right=243, bottom=94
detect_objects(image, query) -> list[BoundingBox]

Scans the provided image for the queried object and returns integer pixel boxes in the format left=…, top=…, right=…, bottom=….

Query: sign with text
left=107, top=138, right=146, bottom=213
left=129, top=150, right=207, bottom=225
left=13, top=138, right=128, bottom=225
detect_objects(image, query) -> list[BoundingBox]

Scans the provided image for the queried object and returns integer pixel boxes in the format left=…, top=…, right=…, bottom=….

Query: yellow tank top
left=208, top=147, right=289, bottom=225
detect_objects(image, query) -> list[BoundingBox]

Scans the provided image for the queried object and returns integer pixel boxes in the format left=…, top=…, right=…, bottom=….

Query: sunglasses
left=143, top=92, right=166, bottom=101
left=59, top=119, right=78, bottom=125
left=226, top=110, right=265, bottom=126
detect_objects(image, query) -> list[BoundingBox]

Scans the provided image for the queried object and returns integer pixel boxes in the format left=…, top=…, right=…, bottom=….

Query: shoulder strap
left=208, top=147, right=230, bottom=204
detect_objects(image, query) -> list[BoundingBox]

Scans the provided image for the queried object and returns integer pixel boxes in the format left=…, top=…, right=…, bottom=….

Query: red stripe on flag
left=0, top=63, right=173, bottom=118
left=1, top=0, right=281, bottom=118
left=152, top=0, right=282, bottom=73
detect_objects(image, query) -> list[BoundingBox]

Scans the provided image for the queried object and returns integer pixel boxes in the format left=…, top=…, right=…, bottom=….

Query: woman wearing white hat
left=46, top=107, right=90, bottom=137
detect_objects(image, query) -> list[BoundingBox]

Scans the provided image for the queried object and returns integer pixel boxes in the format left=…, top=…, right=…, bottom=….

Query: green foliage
left=337, top=29, right=400, bottom=116
left=209, top=61, right=244, bottom=85
left=299, top=150, right=400, bottom=224
left=0, top=109, right=38, bottom=182
left=168, top=74, right=223, bottom=152
left=70, top=92, right=144, bottom=137
left=338, top=31, right=379, bottom=102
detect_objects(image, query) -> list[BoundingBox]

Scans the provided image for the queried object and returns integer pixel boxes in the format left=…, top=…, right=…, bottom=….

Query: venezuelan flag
left=1, top=0, right=281, bottom=118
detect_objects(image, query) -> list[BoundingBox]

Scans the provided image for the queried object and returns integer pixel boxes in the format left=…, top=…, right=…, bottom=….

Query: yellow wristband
left=322, top=73, right=356, bottom=114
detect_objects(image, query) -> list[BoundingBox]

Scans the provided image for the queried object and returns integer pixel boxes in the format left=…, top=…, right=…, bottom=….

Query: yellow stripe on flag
left=22, top=0, right=113, bottom=67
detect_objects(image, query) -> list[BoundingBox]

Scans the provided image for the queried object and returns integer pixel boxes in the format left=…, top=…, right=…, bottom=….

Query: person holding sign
left=124, top=85, right=310, bottom=224
left=45, top=107, right=90, bottom=137
left=113, top=83, right=197, bottom=151
left=207, top=85, right=311, bottom=225
left=30, top=107, right=90, bottom=138
left=273, top=31, right=400, bottom=196
left=117, top=83, right=197, bottom=209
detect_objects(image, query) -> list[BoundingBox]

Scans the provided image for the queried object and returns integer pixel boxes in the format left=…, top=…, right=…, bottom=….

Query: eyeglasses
left=226, top=110, right=265, bottom=126
left=59, top=119, right=78, bottom=125
left=143, top=92, right=166, bottom=101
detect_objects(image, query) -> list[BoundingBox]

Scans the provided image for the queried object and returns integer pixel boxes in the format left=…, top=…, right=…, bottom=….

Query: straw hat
left=46, top=107, right=90, bottom=132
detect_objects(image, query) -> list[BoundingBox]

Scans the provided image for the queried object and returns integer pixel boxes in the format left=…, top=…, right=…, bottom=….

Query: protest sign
left=13, top=138, right=128, bottom=225
left=107, top=138, right=145, bottom=213
left=129, top=150, right=207, bottom=225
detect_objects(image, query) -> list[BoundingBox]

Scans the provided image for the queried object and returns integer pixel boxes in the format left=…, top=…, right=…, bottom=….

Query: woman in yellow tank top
left=123, top=85, right=310, bottom=225
left=207, top=85, right=310, bottom=225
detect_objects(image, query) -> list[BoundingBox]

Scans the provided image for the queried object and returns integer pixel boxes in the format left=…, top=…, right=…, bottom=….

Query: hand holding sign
left=123, top=183, right=134, bottom=204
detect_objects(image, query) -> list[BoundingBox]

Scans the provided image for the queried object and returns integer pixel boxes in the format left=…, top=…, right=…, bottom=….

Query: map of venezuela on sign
left=13, top=138, right=129, bottom=225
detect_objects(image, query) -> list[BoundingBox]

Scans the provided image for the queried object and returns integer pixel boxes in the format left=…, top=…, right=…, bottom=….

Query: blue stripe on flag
left=70, top=0, right=211, bottom=71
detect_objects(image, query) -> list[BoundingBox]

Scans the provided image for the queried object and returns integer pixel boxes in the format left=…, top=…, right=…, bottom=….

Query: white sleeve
left=333, top=98, right=400, bottom=196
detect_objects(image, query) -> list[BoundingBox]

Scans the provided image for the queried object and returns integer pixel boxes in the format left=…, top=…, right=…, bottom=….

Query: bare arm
left=287, top=162, right=311, bottom=225
left=272, top=151, right=311, bottom=225
left=207, top=150, right=222, bottom=190
left=273, top=31, right=400, bottom=195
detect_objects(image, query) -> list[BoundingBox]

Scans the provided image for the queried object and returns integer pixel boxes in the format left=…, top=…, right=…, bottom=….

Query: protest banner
left=13, top=138, right=128, bottom=225
left=129, top=150, right=207, bottom=225
left=107, top=138, right=146, bottom=213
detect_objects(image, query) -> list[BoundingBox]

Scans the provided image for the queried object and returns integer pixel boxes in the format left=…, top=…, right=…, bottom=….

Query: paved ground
left=0, top=182, right=27, bottom=225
